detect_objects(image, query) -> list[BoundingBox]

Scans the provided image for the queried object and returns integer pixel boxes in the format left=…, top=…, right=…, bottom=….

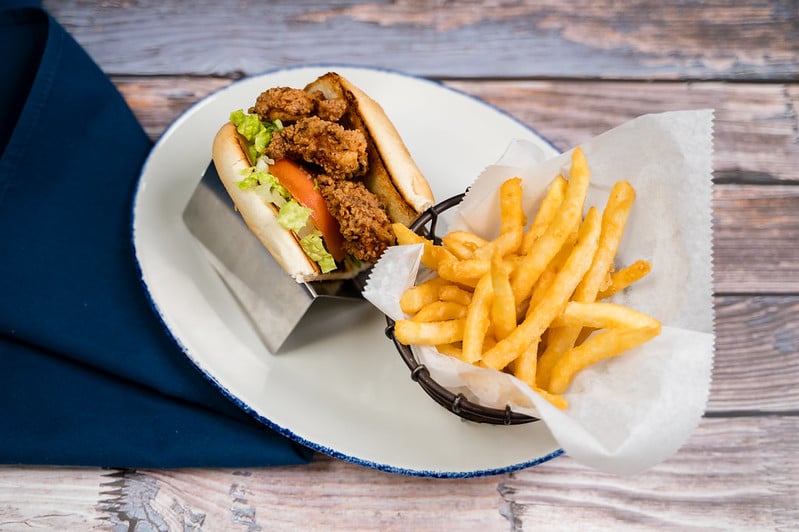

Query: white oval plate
left=132, top=65, right=562, bottom=477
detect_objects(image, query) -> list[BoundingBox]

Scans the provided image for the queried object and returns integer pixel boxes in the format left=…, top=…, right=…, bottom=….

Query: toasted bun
left=212, top=123, right=363, bottom=283
left=304, top=73, right=434, bottom=226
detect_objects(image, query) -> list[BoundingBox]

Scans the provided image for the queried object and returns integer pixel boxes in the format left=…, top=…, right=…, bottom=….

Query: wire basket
left=384, top=193, right=538, bottom=425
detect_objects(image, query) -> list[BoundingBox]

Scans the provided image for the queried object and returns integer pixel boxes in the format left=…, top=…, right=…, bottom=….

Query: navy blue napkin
left=0, top=0, right=312, bottom=467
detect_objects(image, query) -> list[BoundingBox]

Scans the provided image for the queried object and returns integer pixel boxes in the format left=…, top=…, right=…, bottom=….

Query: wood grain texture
left=116, top=77, right=228, bottom=139
left=0, top=467, right=104, bottom=529
left=713, top=185, right=799, bottom=293
left=710, top=296, right=799, bottom=413
left=115, top=78, right=799, bottom=184
left=451, top=81, right=799, bottom=185
left=505, top=417, right=799, bottom=531
left=114, top=463, right=507, bottom=531
left=1, top=417, right=796, bottom=531
left=42, top=0, right=798, bottom=80
left=715, top=186, right=799, bottom=293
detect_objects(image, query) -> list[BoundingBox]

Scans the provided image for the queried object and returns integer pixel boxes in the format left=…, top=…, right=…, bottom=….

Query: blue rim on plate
left=131, top=64, right=564, bottom=478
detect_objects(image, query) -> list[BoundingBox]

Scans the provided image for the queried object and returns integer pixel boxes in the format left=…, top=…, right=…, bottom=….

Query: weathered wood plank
left=714, top=186, right=799, bottom=293
left=1, top=417, right=795, bottom=530
left=0, top=467, right=105, bottom=529
left=115, top=78, right=799, bottom=185
left=454, top=80, right=799, bottom=185
left=42, top=0, right=798, bottom=80
left=124, top=462, right=507, bottom=530
left=0, top=463, right=507, bottom=530
left=116, top=77, right=228, bottom=140
left=505, top=416, right=799, bottom=531
left=710, top=296, right=799, bottom=413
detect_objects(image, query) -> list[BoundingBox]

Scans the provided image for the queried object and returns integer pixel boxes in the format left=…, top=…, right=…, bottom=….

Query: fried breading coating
left=266, top=116, right=368, bottom=179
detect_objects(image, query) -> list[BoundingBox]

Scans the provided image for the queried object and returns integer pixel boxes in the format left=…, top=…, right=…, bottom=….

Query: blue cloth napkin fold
left=0, top=0, right=312, bottom=467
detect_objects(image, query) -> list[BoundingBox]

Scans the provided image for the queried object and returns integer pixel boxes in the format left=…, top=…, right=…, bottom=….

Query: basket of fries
left=375, top=146, right=665, bottom=425
left=364, top=111, right=715, bottom=474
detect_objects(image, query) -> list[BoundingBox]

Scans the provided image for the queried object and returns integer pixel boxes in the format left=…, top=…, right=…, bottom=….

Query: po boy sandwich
left=212, top=72, right=434, bottom=283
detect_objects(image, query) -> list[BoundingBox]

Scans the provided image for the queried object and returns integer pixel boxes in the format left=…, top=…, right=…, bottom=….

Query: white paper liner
left=364, top=110, right=714, bottom=475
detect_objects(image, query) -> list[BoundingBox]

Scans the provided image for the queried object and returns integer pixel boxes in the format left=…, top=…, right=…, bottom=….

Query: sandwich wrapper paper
left=364, top=110, right=715, bottom=475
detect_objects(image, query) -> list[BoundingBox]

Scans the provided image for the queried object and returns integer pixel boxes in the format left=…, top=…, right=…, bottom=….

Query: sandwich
left=212, top=72, right=434, bottom=282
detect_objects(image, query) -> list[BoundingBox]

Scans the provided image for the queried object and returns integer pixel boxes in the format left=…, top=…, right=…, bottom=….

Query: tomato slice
left=269, top=158, right=345, bottom=263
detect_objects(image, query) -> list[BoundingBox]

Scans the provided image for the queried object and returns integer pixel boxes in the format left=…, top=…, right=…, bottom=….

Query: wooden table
left=3, top=1, right=797, bottom=529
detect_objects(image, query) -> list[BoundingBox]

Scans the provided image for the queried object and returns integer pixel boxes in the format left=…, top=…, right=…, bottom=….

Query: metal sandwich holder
left=182, top=162, right=366, bottom=353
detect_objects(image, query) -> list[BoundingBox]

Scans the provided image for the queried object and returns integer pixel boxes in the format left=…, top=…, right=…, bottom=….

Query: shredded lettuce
left=257, top=171, right=290, bottom=199
left=230, top=110, right=261, bottom=142
left=236, top=169, right=290, bottom=200
left=229, top=110, right=283, bottom=162
left=236, top=175, right=259, bottom=190
left=300, top=232, right=337, bottom=274
left=276, top=200, right=312, bottom=232
left=230, top=109, right=335, bottom=273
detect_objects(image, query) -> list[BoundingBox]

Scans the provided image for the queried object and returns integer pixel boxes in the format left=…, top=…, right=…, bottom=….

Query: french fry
left=399, top=276, right=447, bottom=314
left=554, top=301, right=661, bottom=330
left=482, top=334, right=497, bottom=352
left=510, top=148, right=591, bottom=308
left=394, top=319, right=466, bottom=346
left=525, top=268, right=556, bottom=319
left=442, top=231, right=488, bottom=254
left=440, top=238, right=474, bottom=260
left=599, top=271, right=613, bottom=293
left=490, top=251, right=516, bottom=340
left=438, top=284, right=473, bottom=306
left=474, top=231, right=522, bottom=261
left=540, top=304, right=660, bottom=391
left=598, top=259, right=652, bottom=299
left=521, top=174, right=568, bottom=254
left=547, top=325, right=661, bottom=394
left=392, top=223, right=456, bottom=270
left=535, top=387, right=569, bottom=410
left=575, top=326, right=596, bottom=346
left=576, top=181, right=636, bottom=299
left=441, top=231, right=485, bottom=260
left=435, top=343, right=463, bottom=358
left=552, top=226, right=580, bottom=268
left=438, top=258, right=489, bottom=287
left=392, top=222, right=426, bottom=246
left=535, top=326, right=574, bottom=389
left=540, top=181, right=636, bottom=377
left=482, top=206, right=602, bottom=370
left=524, top=225, right=578, bottom=318
left=475, top=177, right=525, bottom=259
left=426, top=248, right=458, bottom=271
left=461, top=273, right=494, bottom=363
left=513, top=341, right=539, bottom=388
left=412, top=300, right=468, bottom=322
left=499, top=177, right=527, bottom=234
